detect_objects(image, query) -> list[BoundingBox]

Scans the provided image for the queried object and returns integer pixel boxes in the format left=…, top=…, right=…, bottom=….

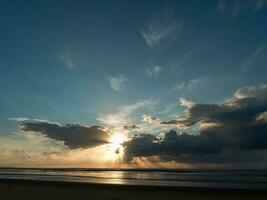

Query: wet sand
left=0, top=178, right=267, bottom=200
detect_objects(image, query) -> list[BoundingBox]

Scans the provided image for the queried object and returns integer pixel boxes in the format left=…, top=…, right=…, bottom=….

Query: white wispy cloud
left=174, top=76, right=208, bottom=91
left=142, top=114, right=160, bottom=124
left=31, top=119, right=61, bottom=125
left=110, top=75, right=128, bottom=91
left=97, top=99, right=181, bottom=137
left=141, top=7, right=183, bottom=48
left=224, top=45, right=266, bottom=84
left=59, top=47, right=78, bottom=70
left=169, top=45, right=197, bottom=73
left=97, top=100, right=156, bottom=128
left=8, top=117, right=60, bottom=125
left=139, top=114, right=180, bottom=136
left=8, top=117, right=29, bottom=122
left=218, top=0, right=267, bottom=15
left=145, top=65, right=162, bottom=78
left=141, top=23, right=177, bottom=48
left=179, top=98, right=196, bottom=108
left=238, top=45, right=266, bottom=74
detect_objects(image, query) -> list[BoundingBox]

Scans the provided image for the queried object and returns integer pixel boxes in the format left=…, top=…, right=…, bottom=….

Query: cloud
left=8, top=117, right=29, bottom=122
left=232, top=0, right=242, bottom=15
left=217, top=0, right=226, bottom=14
left=256, top=111, right=267, bottom=123
left=5, top=84, right=267, bottom=167
left=31, top=118, right=61, bottom=124
left=142, top=114, right=159, bottom=124
left=164, top=84, right=267, bottom=127
left=123, top=130, right=221, bottom=162
left=97, top=100, right=156, bottom=128
left=238, top=45, right=266, bottom=75
left=218, top=0, right=267, bottom=15
left=110, top=75, right=127, bottom=91
left=141, top=7, right=183, bottom=48
left=20, top=122, right=111, bottom=149
left=179, top=98, right=196, bottom=108
left=225, top=45, right=266, bottom=83
left=141, top=23, right=177, bottom=48
left=96, top=100, right=171, bottom=139
left=123, top=84, right=267, bottom=166
left=0, top=131, right=127, bottom=167
left=7, top=117, right=61, bottom=125
left=233, top=84, right=267, bottom=99
left=60, top=47, right=78, bottom=70
left=254, top=0, right=267, bottom=12
left=145, top=66, right=162, bottom=79
left=174, top=76, right=208, bottom=91
left=0, top=131, right=68, bottom=166
left=123, top=125, right=139, bottom=130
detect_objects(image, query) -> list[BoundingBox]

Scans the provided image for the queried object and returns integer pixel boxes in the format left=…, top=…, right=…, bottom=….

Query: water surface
left=0, top=168, right=266, bottom=190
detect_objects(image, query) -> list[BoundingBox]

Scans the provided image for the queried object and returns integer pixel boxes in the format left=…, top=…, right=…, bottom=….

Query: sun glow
left=49, top=133, right=128, bottom=167
left=109, top=134, right=126, bottom=154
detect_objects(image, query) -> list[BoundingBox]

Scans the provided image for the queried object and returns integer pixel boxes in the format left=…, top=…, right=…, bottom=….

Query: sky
left=1, top=0, right=267, bottom=168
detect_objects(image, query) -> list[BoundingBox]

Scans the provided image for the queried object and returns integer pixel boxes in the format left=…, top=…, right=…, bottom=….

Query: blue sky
left=1, top=0, right=267, bottom=167
left=1, top=0, right=267, bottom=126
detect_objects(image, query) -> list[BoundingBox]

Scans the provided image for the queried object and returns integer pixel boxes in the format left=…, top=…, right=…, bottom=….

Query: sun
left=110, top=134, right=126, bottom=146
left=109, top=134, right=126, bottom=155
left=96, top=133, right=127, bottom=163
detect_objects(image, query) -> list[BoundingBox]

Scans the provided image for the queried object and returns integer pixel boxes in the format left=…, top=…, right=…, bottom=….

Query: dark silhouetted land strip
left=0, top=178, right=267, bottom=200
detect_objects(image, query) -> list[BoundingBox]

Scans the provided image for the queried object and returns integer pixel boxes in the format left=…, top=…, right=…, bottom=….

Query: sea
left=0, top=168, right=267, bottom=190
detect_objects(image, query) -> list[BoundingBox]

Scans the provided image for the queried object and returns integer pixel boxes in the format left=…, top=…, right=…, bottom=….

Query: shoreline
left=1, top=178, right=267, bottom=200
left=1, top=167, right=266, bottom=171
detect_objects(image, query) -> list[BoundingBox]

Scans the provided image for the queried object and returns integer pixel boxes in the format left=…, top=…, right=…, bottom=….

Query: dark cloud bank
left=123, top=85, right=267, bottom=165
left=21, top=84, right=267, bottom=166
left=21, top=123, right=111, bottom=149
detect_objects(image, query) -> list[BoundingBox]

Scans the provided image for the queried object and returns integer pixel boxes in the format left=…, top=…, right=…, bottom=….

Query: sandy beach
left=0, top=178, right=267, bottom=200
